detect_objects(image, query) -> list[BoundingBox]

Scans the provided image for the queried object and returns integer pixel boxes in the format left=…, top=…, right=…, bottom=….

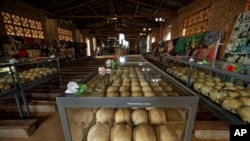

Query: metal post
left=56, top=58, right=63, bottom=89
left=14, top=94, right=24, bottom=118
left=9, top=65, right=24, bottom=118
left=13, top=64, right=31, bottom=117
left=212, top=31, right=222, bottom=68
left=187, top=62, right=194, bottom=87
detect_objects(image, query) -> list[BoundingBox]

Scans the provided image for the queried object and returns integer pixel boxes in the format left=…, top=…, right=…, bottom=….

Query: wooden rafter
left=52, top=0, right=75, bottom=16
left=109, top=0, right=115, bottom=16
left=128, top=0, right=177, bottom=16
left=48, top=14, right=173, bottom=19
left=51, top=0, right=96, bottom=15
left=132, top=0, right=140, bottom=25
left=144, top=0, right=166, bottom=27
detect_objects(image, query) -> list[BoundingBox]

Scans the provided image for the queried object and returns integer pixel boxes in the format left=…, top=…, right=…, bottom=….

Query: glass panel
left=65, top=106, right=189, bottom=141
left=198, top=11, right=204, bottom=21
left=21, top=17, right=29, bottom=27
left=191, top=25, right=195, bottom=34
left=15, top=26, right=24, bottom=36
left=37, top=30, right=44, bottom=38
left=204, top=8, right=210, bottom=19
left=202, top=21, right=208, bottom=32
left=35, top=21, right=42, bottom=30
left=196, top=22, right=202, bottom=33
left=12, top=15, right=21, bottom=26
left=193, top=13, right=198, bottom=24
left=31, top=29, right=38, bottom=38
left=5, top=24, right=15, bottom=35
left=2, top=12, right=12, bottom=24
left=29, top=19, right=36, bottom=29
left=23, top=28, right=32, bottom=37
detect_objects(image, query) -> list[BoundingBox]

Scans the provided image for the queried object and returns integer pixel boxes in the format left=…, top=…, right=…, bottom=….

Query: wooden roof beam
left=132, top=0, right=140, bottom=25
left=109, top=0, right=115, bottom=16
left=48, top=14, right=172, bottom=19
left=52, top=0, right=75, bottom=16
left=144, top=0, right=166, bottom=27
left=51, top=0, right=96, bottom=15
left=128, top=0, right=177, bottom=16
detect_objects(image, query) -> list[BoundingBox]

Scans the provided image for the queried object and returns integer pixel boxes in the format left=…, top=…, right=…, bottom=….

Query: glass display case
left=164, top=55, right=250, bottom=125
left=1, top=57, right=62, bottom=117
left=57, top=55, right=199, bottom=141
left=12, top=57, right=62, bottom=90
left=0, top=63, right=23, bottom=118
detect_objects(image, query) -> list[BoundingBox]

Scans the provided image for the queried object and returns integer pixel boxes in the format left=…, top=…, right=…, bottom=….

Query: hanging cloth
left=197, top=49, right=205, bottom=58
left=203, top=31, right=224, bottom=46
left=174, top=37, right=186, bottom=55
left=206, top=47, right=215, bottom=60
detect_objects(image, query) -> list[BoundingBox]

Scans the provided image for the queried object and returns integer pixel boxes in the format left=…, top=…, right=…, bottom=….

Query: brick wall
left=0, top=0, right=78, bottom=42
left=160, top=0, right=248, bottom=58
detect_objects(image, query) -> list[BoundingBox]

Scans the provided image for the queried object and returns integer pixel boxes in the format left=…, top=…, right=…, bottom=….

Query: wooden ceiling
left=20, top=0, right=195, bottom=39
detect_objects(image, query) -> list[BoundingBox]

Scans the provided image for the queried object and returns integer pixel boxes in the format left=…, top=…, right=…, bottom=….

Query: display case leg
left=14, top=94, right=24, bottom=119
left=20, top=90, right=31, bottom=118
left=59, top=75, right=63, bottom=89
left=163, top=57, right=166, bottom=71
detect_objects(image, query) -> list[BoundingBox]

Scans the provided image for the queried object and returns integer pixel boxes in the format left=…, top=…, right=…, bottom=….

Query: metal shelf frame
left=12, top=57, right=62, bottom=118
left=163, top=55, right=250, bottom=125
left=0, top=63, right=24, bottom=118
left=57, top=57, right=199, bottom=141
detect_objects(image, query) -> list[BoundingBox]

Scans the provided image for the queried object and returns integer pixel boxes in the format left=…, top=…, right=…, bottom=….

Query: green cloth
left=174, top=31, right=209, bottom=55
left=175, top=37, right=186, bottom=55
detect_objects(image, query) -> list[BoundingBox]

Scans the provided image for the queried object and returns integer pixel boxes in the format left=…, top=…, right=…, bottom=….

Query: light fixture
left=155, top=17, right=165, bottom=22
left=142, top=27, right=152, bottom=32
left=140, top=33, right=146, bottom=36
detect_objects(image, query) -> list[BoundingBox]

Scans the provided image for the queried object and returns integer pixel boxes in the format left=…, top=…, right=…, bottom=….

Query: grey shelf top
left=164, top=55, right=250, bottom=125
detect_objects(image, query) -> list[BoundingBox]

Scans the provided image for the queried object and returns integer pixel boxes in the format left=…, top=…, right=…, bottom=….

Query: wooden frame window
left=58, top=27, right=73, bottom=41
left=182, top=7, right=210, bottom=36
left=79, top=33, right=84, bottom=43
left=1, top=11, right=44, bottom=38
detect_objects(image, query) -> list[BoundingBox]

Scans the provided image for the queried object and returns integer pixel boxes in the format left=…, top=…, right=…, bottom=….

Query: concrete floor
left=0, top=112, right=229, bottom=141
left=0, top=112, right=65, bottom=141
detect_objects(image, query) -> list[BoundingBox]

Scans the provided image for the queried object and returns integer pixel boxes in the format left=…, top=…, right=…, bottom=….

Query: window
left=58, top=28, right=73, bottom=41
left=1, top=11, right=44, bottom=38
left=182, top=7, right=210, bottom=36
left=79, top=33, right=84, bottom=43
